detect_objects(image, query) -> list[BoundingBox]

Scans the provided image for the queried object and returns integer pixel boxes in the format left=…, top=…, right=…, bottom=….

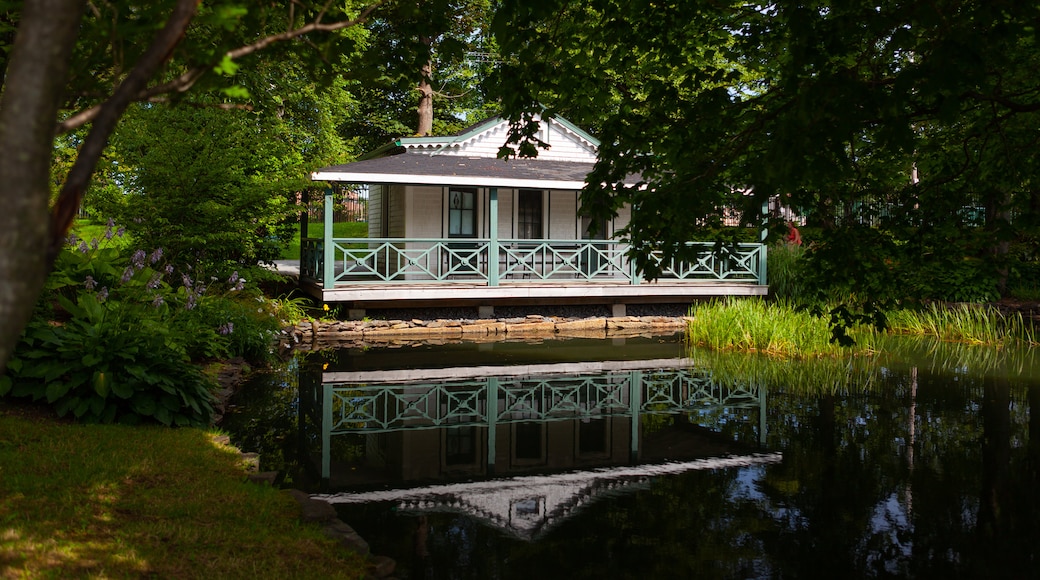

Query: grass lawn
left=280, top=222, right=368, bottom=260
left=0, top=404, right=367, bottom=579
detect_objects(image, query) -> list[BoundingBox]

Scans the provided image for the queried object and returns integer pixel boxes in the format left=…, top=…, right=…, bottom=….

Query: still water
left=222, top=335, right=1040, bottom=579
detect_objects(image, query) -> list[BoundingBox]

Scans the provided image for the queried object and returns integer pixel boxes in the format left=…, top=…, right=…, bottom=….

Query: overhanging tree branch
left=48, top=0, right=200, bottom=262
left=56, top=1, right=387, bottom=135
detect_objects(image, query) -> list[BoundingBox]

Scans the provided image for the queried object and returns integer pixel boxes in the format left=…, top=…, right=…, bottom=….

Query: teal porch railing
left=300, top=238, right=766, bottom=287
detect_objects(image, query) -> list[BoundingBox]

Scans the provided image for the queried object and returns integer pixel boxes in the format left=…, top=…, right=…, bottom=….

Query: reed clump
left=686, top=298, right=879, bottom=358
left=886, top=303, right=1038, bottom=346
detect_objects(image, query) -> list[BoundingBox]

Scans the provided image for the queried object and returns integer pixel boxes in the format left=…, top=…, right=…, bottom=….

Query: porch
left=297, top=235, right=768, bottom=309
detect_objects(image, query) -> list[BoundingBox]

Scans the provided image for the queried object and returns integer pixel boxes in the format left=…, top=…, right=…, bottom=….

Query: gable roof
left=311, top=114, right=605, bottom=189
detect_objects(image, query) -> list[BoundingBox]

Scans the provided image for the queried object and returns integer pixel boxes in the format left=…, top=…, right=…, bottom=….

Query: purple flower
left=90, top=238, right=99, bottom=250
left=181, top=273, right=193, bottom=289
left=107, top=218, right=115, bottom=228
left=185, top=293, right=197, bottom=310
left=234, top=278, right=245, bottom=291
left=121, top=267, right=133, bottom=284
left=228, top=271, right=239, bottom=285
left=149, top=248, right=163, bottom=264
left=164, top=264, right=174, bottom=275
left=131, top=250, right=146, bottom=268
left=147, top=273, right=162, bottom=289
left=78, top=241, right=89, bottom=254
left=217, top=322, right=234, bottom=335
left=84, top=275, right=96, bottom=291
left=116, top=227, right=126, bottom=237
left=97, top=287, right=109, bottom=302
left=104, top=227, right=114, bottom=240
left=152, top=294, right=165, bottom=307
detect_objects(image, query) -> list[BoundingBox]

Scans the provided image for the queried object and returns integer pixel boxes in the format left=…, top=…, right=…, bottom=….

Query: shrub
left=3, top=294, right=214, bottom=426
left=1, top=223, right=285, bottom=425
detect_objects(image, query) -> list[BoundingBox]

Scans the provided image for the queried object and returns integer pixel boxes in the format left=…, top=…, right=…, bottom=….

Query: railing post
left=488, top=187, right=499, bottom=287
left=629, top=246, right=642, bottom=285
left=758, top=245, right=768, bottom=286
left=323, top=187, right=335, bottom=290
left=487, top=376, right=498, bottom=475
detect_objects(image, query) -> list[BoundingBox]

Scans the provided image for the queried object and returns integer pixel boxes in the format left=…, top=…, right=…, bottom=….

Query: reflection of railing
left=299, top=362, right=770, bottom=482
left=300, top=237, right=766, bottom=286
left=323, top=368, right=762, bottom=434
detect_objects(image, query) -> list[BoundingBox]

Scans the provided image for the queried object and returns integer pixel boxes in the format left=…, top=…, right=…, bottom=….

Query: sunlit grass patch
left=0, top=416, right=366, bottom=579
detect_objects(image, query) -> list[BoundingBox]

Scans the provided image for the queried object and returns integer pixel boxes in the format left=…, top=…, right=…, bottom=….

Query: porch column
left=323, top=187, right=334, bottom=290
left=759, top=201, right=769, bottom=286
left=759, top=383, right=768, bottom=447
left=322, top=382, right=332, bottom=480
left=630, top=370, right=642, bottom=462
left=488, top=187, right=499, bottom=287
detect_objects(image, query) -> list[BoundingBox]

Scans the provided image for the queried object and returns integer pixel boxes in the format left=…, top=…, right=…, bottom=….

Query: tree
left=0, top=0, right=388, bottom=372
left=492, top=0, right=1040, bottom=306
left=109, top=104, right=301, bottom=273
left=347, top=0, right=495, bottom=144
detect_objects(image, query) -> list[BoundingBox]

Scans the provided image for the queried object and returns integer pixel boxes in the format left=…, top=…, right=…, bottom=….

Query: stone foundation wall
left=283, top=314, right=693, bottom=350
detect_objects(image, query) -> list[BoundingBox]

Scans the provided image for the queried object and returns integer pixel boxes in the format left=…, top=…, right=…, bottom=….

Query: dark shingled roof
left=316, top=150, right=596, bottom=185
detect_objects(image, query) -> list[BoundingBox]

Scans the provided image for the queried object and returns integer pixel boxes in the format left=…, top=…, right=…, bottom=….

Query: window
left=448, top=188, right=477, bottom=238
left=518, top=190, right=543, bottom=239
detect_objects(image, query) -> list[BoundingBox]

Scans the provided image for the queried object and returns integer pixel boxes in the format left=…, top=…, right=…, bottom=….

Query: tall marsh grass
left=766, top=242, right=809, bottom=301
left=886, top=303, right=1037, bottom=345
left=686, top=298, right=880, bottom=358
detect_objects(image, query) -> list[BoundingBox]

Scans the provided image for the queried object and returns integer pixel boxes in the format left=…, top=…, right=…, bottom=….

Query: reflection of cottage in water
left=299, top=358, right=770, bottom=489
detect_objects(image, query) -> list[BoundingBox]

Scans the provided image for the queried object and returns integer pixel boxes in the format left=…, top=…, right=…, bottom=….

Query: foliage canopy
left=493, top=0, right=1040, bottom=305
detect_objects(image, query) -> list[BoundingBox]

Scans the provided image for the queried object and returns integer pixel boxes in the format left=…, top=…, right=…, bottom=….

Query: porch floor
left=297, top=277, right=767, bottom=308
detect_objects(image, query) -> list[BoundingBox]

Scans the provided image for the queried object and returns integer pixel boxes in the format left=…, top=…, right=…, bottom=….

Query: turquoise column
left=322, top=383, right=332, bottom=480
left=487, top=377, right=498, bottom=474
left=323, top=187, right=334, bottom=290
left=630, top=370, right=642, bottom=462
left=488, top=187, right=499, bottom=287
left=759, top=201, right=769, bottom=286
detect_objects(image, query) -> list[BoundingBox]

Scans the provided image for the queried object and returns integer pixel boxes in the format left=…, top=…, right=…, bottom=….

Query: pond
left=221, top=334, right=1040, bottom=579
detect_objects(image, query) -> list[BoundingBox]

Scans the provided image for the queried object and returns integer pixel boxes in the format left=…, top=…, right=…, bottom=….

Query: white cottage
left=305, top=115, right=766, bottom=315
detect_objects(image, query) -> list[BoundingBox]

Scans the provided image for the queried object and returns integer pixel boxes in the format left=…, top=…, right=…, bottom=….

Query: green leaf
left=92, top=371, right=110, bottom=398
left=221, top=85, right=250, bottom=99
left=0, top=375, right=11, bottom=396
left=45, top=381, right=71, bottom=403
left=155, top=406, right=173, bottom=426
left=131, top=395, right=157, bottom=416
left=213, top=54, right=240, bottom=76
left=111, top=380, right=135, bottom=399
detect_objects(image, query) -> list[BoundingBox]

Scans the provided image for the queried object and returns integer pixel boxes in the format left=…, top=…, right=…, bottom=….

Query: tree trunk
left=0, top=0, right=85, bottom=372
left=417, top=58, right=433, bottom=136
left=416, top=35, right=433, bottom=136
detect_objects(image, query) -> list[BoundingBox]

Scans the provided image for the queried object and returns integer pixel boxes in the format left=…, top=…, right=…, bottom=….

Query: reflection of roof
left=314, top=452, right=782, bottom=541
left=311, top=150, right=596, bottom=189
